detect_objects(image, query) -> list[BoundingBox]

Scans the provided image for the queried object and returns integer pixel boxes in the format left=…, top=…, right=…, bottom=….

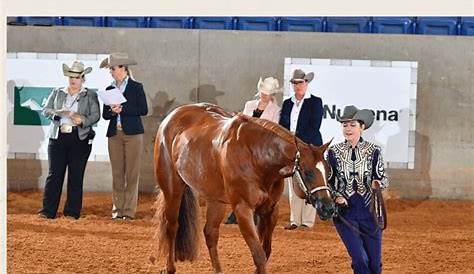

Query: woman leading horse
left=153, top=103, right=334, bottom=274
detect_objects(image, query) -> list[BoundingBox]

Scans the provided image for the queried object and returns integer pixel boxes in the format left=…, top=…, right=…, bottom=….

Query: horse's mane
left=199, top=102, right=300, bottom=146
left=236, top=114, right=296, bottom=145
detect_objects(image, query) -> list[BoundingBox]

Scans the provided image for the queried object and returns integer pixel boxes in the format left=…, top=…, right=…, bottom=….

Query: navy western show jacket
left=279, top=95, right=324, bottom=146
left=102, top=79, right=148, bottom=137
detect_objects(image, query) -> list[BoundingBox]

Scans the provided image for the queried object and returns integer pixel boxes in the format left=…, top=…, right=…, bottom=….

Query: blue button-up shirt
left=111, top=76, right=129, bottom=126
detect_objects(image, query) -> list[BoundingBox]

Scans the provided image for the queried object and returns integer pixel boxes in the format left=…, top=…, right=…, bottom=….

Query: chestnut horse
left=153, top=103, right=334, bottom=274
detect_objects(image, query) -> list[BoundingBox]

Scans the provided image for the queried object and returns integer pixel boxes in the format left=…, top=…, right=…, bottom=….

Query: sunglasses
left=110, top=65, right=124, bottom=71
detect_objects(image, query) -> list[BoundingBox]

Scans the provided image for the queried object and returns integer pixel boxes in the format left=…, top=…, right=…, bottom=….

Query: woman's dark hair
left=118, top=65, right=129, bottom=75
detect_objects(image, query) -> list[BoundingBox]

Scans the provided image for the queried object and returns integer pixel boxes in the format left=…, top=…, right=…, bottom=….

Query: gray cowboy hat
left=100, top=52, right=138, bottom=68
left=336, top=105, right=375, bottom=129
left=62, top=61, right=92, bottom=77
left=290, top=69, right=314, bottom=84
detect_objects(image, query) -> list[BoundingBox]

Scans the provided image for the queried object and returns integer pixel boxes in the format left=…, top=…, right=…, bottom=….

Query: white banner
left=7, top=53, right=113, bottom=161
left=284, top=58, right=417, bottom=168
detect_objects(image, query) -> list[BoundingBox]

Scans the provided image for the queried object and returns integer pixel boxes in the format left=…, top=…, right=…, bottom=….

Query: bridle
left=292, top=138, right=331, bottom=207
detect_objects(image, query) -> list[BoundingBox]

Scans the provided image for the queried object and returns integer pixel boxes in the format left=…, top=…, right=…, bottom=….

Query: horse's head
left=280, top=139, right=335, bottom=220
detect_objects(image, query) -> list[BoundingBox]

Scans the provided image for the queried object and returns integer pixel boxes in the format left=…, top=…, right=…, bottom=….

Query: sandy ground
left=7, top=191, right=474, bottom=273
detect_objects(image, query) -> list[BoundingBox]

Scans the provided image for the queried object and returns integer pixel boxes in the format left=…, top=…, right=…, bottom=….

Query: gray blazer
left=43, top=87, right=100, bottom=141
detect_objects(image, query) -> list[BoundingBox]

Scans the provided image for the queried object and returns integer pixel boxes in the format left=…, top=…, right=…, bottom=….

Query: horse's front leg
left=204, top=201, right=227, bottom=273
left=234, top=203, right=267, bottom=274
left=257, top=203, right=279, bottom=260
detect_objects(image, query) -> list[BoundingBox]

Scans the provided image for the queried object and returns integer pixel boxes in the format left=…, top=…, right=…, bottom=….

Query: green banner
left=14, top=86, right=53, bottom=126
left=14, top=86, right=99, bottom=127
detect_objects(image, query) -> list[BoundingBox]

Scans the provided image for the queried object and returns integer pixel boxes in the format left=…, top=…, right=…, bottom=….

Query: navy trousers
left=334, top=194, right=382, bottom=274
left=40, top=129, right=92, bottom=219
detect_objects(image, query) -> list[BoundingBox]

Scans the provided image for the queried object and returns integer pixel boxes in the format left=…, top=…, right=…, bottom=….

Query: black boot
left=224, top=212, right=238, bottom=224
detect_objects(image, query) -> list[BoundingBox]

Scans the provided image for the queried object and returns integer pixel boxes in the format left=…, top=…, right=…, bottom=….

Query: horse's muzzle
left=315, top=198, right=335, bottom=221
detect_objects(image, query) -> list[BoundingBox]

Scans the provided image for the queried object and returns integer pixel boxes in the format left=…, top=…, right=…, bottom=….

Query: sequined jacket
left=326, top=138, right=389, bottom=207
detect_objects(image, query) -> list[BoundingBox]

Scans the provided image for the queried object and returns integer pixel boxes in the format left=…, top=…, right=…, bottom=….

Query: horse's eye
left=304, top=169, right=315, bottom=181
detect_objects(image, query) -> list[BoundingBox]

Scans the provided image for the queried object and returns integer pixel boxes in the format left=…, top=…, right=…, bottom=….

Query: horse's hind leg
left=164, top=183, right=185, bottom=273
left=234, top=203, right=267, bottom=274
left=203, top=201, right=227, bottom=273
left=156, top=147, right=186, bottom=273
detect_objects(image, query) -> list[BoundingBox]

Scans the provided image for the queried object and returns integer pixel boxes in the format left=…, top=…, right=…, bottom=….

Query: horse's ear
left=319, top=139, right=333, bottom=153
left=279, top=166, right=294, bottom=177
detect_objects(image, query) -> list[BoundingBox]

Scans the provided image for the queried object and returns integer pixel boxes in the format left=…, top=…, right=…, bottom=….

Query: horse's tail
left=175, top=185, right=200, bottom=261
left=151, top=185, right=199, bottom=264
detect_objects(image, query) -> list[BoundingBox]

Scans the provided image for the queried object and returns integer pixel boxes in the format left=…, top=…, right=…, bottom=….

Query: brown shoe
left=284, top=223, right=298, bottom=230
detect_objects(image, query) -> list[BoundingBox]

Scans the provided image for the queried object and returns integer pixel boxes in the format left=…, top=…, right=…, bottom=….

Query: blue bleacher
left=279, top=17, right=325, bottom=32
left=326, top=17, right=371, bottom=33
left=415, top=17, right=460, bottom=35
left=149, top=17, right=191, bottom=29
left=193, top=17, right=234, bottom=30
left=372, top=17, right=414, bottom=34
left=62, top=17, right=104, bottom=27
left=460, top=17, right=474, bottom=36
left=105, top=17, right=148, bottom=28
left=15, top=17, right=62, bottom=26
left=235, top=17, right=279, bottom=31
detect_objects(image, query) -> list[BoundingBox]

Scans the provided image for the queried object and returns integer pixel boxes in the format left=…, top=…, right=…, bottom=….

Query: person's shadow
left=7, top=80, right=45, bottom=192
left=190, top=84, right=225, bottom=105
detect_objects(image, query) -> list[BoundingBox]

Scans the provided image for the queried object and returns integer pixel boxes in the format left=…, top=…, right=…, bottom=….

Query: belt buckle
left=116, top=124, right=123, bottom=131
left=60, top=125, right=73, bottom=133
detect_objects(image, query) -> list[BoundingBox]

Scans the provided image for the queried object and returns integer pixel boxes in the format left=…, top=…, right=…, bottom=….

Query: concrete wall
left=7, top=26, right=474, bottom=200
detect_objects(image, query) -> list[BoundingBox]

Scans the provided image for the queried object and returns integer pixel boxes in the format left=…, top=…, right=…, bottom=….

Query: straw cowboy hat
left=62, top=61, right=92, bottom=77
left=100, top=52, right=138, bottom=68
left=336, top=105, right=375, bottom=129
left=290, top=69, right=314, bottom=84
left=256, top=77, right=281, bottom=96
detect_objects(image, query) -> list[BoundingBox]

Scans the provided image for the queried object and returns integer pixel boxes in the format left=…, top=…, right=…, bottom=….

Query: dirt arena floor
left=7, top=191, right=474, bottom=273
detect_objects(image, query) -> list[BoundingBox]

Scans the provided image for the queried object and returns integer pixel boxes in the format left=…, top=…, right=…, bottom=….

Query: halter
left=292, top=138, right=331, bottom=206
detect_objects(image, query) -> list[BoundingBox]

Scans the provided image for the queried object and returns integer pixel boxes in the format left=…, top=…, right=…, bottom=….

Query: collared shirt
left=60, top=87, right=86, bottom=126
left=111, top=76, right=129, bottom=125
left=289, top=91, right=311, bottom=133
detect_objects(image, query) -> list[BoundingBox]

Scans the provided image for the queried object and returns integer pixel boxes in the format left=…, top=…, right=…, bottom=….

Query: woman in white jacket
left=241, top=76, right=281, bottom=123
left=225, top=76, right=281, bottom=224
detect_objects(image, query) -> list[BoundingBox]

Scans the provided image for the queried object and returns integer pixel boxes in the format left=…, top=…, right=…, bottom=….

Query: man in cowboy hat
left=279, top=68, right=324, bottom=230
left=101, top=52, right=148, bottom=220
left=39, top=60, right=100, bottom=220
left=327, top=105, right=389, bottom=274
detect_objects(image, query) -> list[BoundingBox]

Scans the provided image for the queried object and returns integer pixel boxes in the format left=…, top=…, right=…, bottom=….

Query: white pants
left=287, top=178, right=316, bottom=227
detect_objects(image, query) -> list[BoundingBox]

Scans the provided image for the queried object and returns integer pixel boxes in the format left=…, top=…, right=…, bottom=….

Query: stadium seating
left=460, top=17, right=474, bottom=36
left=15, top=17, right=62, bottom=26
left=235, top=17, right=279, bottom=31
left=193, top=17, right=235, bottom=30
left=105, top=17, right=148, bottom=28
left=415, top=17, right=460, bottom=35
left=7, top=16, right=474, bottom=37
left=372, top=17, right=414, bottom=34
left=326, top=17, right=371, bottom=33
left=279, top=17, right=325, bottom=32
left=149, top=17, right=192, bottom=29
left=62, top=17, right=104, bottom=27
